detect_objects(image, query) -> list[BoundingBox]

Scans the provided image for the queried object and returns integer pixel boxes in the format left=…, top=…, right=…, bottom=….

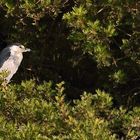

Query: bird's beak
left=24, top=48, right=31, bottom=52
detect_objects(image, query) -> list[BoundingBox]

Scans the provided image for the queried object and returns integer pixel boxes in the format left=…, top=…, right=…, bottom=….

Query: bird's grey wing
left=0, top=47, right=11, bottom=68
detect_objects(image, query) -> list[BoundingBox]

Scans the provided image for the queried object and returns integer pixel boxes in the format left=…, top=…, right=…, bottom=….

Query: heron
left=0, top=43, right=30, bottom=84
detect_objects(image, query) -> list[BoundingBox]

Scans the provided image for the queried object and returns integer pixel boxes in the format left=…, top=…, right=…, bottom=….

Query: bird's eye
left=20, top=45, right=25, bottom=49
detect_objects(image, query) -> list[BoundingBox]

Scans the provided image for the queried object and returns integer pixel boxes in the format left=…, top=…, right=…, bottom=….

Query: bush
left=63, top=0, right=140, bottom=104
left=0, top=0, right=139, bottom=105
left=0, top=1, right=140, bottom=139
left=0, top=81, right=139, bottom=139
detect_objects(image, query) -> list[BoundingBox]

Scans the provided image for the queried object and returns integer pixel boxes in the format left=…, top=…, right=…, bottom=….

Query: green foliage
left=109, top=70, right=127, bottom=84
left=0, top=81, right=140, bottom=139
left=0, top=0, right=140, bottom=139
left=0, top=70, right=10, bottom=85
left=94, top=45, right=112, bottom=67
left=63, top=0, right=140, bottom=104
left=0, top=0, right=63, bottom=45
left=0, top=0, right=139, bottom=98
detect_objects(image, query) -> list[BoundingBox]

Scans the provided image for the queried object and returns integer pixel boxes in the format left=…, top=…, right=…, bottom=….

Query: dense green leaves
left=0, top=0, right=140, bottom=139
left=0, top=81, right=140, bottom=139
left=63, top=0, right=140, bottom=103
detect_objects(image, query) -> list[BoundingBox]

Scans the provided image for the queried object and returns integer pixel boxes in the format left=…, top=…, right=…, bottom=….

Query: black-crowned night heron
left=0, top=43, right=30, bottom=84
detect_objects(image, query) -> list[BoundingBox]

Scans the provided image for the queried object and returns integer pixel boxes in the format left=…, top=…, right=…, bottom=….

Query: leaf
left=5, top=0, right=14, bottom=9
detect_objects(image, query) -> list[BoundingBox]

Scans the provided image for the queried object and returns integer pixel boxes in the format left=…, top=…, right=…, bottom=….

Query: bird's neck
left=11, top=51, right=23, bottom=64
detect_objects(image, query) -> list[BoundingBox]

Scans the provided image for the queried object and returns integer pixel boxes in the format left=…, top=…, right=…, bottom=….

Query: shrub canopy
left=0, top=0, right=140, bottom=139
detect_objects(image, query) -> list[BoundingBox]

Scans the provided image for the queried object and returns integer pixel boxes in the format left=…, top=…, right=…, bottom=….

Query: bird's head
left=10, top=43, right=31, bottom=53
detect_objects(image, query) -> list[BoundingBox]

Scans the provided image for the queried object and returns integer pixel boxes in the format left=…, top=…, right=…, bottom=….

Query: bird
left=0, top=43, right=30, bottom=84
